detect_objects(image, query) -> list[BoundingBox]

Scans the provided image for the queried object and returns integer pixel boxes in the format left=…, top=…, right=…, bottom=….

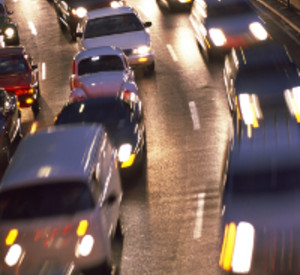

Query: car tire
left=144, top=62, right=155, bottom=76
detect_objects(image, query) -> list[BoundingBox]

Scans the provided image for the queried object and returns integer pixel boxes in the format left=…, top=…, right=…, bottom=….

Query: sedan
left=0, top=46, right=40, bottom=117
left=54, top=0, right=126, bottom=40
left=189, top=0, right=269, bottom=62
left=219, top=112, right=300, bottom=274
left=55, top=93, right=146, bottom=177
left=69, top=46, right=138, bottom=100
left=0, top=87, right=21, bottom=176
left=0, top=0, right=20, bottom=46
left=223, top=40, right=300, bottom=113
left=76, top=6, right=155, bottom=75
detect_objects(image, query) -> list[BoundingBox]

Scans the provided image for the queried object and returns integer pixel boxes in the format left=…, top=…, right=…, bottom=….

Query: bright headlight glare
left=72, top=7, right=87, bottom=18
left=118, top=143, right=132, bottom=162
left=133, top=46, right=151, bottom=55
left=5, top=244, right=23, bottom=267
left=5, top=27, right=15, bottom=38
left=110, top=1, right=123, bottom=8
left=209, top=28, right=226, bottom=47
left=77, top=235, right=94, bottom=257
left=249, top=22, right=268, bottom=41
left=231, top=222, right=255, bottom=273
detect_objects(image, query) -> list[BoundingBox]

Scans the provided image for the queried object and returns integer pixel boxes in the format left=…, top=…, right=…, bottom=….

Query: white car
left=76, top=6, right=155, bottom=75
left=189, top=0, right=269, bottom=62
left=0, top=124, right=123, bottom=275
left=69, top=46, right=138, bottom=101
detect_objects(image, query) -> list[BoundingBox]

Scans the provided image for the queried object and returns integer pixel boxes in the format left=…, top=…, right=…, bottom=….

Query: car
left=0, top=87, right=21, bottom=176
left=69, top=46, right=138, bottom=100
left=54, top=0, right=126, bottom=40
left=156, top=0, right=193, bottom=11
left=189, top=0, right=269, bottom=62
left=223, top=40, right=300, bottom=113
left=55, top=92, right=146, bottom=177
left=76, top=6, right=155, bottom=75
left=0, top=0, right=20, bottom=46
left=0, top=46, right=40, bottom=117
left=0, top=123, right=123, bottom=275
left=219, top=111, right=300, bottom=274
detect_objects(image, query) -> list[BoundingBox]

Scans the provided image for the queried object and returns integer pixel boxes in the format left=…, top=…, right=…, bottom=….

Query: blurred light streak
left=30, top=121, right=38, bottom=134
left=219, top=222, right=237, bottom=271
left=189, top=101, right=200, bottom=130
left=28, top=21, right=37, bottom=36
left=231, top=222, right=255, bottom=273
left=193, top=193, right=205, bottom=239
left=166, top=44, right=178, bottom=62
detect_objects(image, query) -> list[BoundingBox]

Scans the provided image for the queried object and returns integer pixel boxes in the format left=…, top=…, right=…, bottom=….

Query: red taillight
left=14, top=88, right=34, bottom=96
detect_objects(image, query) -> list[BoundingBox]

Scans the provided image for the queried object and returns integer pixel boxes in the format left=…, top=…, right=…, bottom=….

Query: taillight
left=14, top=88, right=35, bottom=96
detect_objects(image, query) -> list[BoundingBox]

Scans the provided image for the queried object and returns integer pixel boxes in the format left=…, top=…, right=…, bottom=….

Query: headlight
left=133, top=45, right=151, bottom=55
left=4, top=27, right=15, bottom=38
left=110, top=1, right=124, bottom=8
left=208, top=28, right=227, bottom=47
left=76, top=234, right=94, bottom=257
left=118, top=143, right=132, bottom=162
left=249, top=22, right=268, bottom=41
left=5, top=244, right=23, bottom=267
left=72, top=7, right=87, bottom=18
left=219, top=222, right=255, bottom=273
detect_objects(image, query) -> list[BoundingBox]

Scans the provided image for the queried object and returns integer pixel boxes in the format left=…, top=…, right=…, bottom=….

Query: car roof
left=233, top=40, right=296, bottom=68
left=0, top=124, right=106, bottom=191
left=0, top=46, right=25, bottom=56
left=87, top=6, right=136, bottom=20
left=227, top=115, right=300, bottom=191
left=74, top=46, right=124, bottom=62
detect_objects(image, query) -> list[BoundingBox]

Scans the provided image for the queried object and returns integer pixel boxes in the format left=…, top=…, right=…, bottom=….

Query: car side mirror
left=2, top=100, right=11, bottom=115
left=32, top=64, right=38, bottom=70
left=75, top=32, right=83, bottom=38
left=144, top=21, right=152, bottom=28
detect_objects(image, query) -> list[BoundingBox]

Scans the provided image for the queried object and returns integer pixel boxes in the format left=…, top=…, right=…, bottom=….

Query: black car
left=0, top=0, right=20, bottom=46
left=0, top=88, right=21, bottom=175
left=219, top=113, right=300, bottom=274
left=54, top=0, right=126, bottom=40
left=54, top=93, right=146, bottom=177
left=223, top=40, right=300, bottom=113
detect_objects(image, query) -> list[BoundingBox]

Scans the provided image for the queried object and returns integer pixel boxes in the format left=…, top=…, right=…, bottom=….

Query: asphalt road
left=5, top=0, right=300, bottom=274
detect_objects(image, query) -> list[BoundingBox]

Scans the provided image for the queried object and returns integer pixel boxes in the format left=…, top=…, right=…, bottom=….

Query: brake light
left=14, top=88, right=35, bottom=96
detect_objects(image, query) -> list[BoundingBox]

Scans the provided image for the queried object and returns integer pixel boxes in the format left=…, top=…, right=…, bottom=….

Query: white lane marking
left=189, top=101, right=200, bottom=130
left=41, top=62, right=46, bottom=80
left=28, top=21, right=37, bottom=36
left=193, top=193, right=206, bottom=239
left=166, top=44, right=178, bottom=62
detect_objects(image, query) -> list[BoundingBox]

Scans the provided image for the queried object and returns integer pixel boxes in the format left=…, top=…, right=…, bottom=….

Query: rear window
left=0, top=182, right=95, bottom=221
left=78, top=55, right=124, bottom=75
left=0, top=55, right=29, bottom=75
left=84, top=13, right=144, bottom=38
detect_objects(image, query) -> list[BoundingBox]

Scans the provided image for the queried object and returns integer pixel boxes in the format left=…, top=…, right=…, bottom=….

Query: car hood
left=223, top=190, right=300, bottom=229
left=78, top=71, right=125, bottom=97
left=207, top=13, right=263, bottom=35
left=0, top=73, right=31, bottom=88
left=81, top=30, right=149, bottom=51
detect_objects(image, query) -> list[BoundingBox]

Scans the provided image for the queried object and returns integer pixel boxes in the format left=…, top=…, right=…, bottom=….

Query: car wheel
left=144, top=62, right=155, bottom=76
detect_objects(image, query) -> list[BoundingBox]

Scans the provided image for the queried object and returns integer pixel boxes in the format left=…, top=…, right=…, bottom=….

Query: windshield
left=229, top=166, right=300, bottom=194
left=84, top=13, right=144, bottom=38
left=78, top=55, right=124, bottom=75
left=0, top=55, right=29, bottom=75
left=0, top=182, right=94, bottom=221
left=56, top=99, right=132, bottom=130
left=207, top=1, right=254, bottom=18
